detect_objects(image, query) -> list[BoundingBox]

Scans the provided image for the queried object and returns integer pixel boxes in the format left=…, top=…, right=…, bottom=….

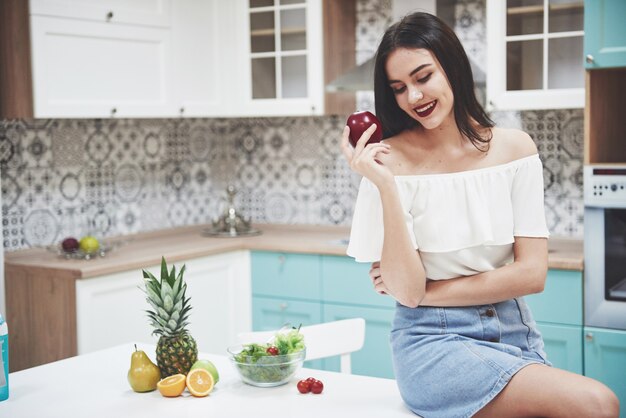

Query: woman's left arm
left=418, top=236, right=548, bottom=306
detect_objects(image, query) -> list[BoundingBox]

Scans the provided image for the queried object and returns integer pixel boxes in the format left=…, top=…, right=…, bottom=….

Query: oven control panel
left=584, top=166, right=626, bottom=207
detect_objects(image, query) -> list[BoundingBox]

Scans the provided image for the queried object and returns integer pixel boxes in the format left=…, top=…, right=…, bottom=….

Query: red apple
left=61, top=237, right=79, bottom=253
left=347, top=111, right=383, bottom=147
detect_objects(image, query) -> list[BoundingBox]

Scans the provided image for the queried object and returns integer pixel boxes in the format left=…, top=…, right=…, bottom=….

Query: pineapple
left=142, top=257, right=198, bottom=377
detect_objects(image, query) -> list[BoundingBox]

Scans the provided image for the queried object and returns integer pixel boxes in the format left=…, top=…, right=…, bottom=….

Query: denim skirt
left=390, top=297, right=551, bottom=418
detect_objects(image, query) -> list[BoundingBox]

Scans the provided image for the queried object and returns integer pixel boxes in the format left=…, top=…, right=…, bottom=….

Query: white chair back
left=236, top=318, right=366, bottom=374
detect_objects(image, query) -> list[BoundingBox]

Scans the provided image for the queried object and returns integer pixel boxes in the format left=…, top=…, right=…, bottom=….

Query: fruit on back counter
left=61, top=237, right=80, bottom=253
left=347, top=111, right=383, bottom=147
left=143, top=257, right=198, bottom=377
left=79, top=235, right=100, bottom=254
left=127, top=345, right=161, bottom=393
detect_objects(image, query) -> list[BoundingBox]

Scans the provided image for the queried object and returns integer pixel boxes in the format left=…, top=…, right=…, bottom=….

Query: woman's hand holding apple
left=340, top=123, right=393, bottom=188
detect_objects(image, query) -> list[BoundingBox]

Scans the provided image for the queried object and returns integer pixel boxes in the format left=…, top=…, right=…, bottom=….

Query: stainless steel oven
left=584, top=166, right=626, bottom=330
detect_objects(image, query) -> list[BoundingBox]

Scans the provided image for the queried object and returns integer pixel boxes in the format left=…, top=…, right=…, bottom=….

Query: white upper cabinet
left=486, top=0, right=585, bottom=110
left=171, top=0, right=235, bottom=117
left=233, top=0, right=324, bottom=116
left=28, top=0, right=323, bottom=118
left=30, top=0, right=172, bottom=27
left=30, top=15, right=175, bottom=118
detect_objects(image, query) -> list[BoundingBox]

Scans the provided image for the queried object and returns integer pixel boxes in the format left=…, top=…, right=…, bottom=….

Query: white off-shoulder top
left=346, top=153, right=550, bottom=280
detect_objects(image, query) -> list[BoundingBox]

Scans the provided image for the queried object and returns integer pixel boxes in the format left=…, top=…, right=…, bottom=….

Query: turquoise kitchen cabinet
left=321, top=255, right=395, bottom=309
left=525, top=269, right=583, bottom=374
left=251, top=251, right=395, bottom=377
left=584, top=0, right=626, bottom=68
left=251, top=252, right=321, bottom=300
left=526, top=269, right=583, bottom=326
left=536, top=323, right=583, bottom=374
left=584, top=327, right=626, bottom=418
left=251, top=296, right=323, bottom=369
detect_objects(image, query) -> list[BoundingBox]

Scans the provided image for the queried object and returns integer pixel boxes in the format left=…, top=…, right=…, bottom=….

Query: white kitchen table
left=0, top=343, right=415, bottom=418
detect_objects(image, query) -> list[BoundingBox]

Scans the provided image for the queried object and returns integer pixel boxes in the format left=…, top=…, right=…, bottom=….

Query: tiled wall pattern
left=0, top=0, right=584, bottom=251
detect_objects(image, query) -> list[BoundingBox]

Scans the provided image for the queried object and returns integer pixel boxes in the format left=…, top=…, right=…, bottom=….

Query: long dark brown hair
left=374, top=12, right=493, bottom=151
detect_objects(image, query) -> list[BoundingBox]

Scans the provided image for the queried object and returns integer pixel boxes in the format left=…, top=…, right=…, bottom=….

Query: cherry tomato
left=310, top=379, right=324, bottom=394
left=266, top=346, right=279, bottom=355
left=305, top=377, right=317, bottom=384
left=297, top=380, right=311, bottom=394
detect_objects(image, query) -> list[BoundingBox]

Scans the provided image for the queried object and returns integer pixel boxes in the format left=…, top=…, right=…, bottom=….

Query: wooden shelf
left=251, top=27, right=305, bottom=37
left=507, top=2, right=583, bottom=16
left=584, top=68, right=626, bottom=164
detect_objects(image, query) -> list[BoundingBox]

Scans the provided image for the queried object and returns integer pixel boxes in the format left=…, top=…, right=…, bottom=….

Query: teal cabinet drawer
left=536, top=322, right=582, bottom=374
left=321, top=255, right=396, bottom=309
left=525, top=269, right=582, bottom=326
left=584, top=327, right=626, bottom=418
left=322, top=303, right=395, bottom=379
left=584, top=0, right=626, bottom=69
left=251, top=251, right=321, bottom=301
left=252, top=296, right=323, bottom=370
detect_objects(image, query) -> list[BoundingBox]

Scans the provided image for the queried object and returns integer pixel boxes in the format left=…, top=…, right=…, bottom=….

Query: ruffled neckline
left=393, top=153, right=539, bottom=180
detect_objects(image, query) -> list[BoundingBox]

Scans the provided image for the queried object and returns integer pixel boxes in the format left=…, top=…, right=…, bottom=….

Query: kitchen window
left=487, top=0, right=585, bottom=110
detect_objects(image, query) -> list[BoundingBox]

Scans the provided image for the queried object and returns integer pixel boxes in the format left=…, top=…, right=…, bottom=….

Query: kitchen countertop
left=0, top=343, right=414, bottom=418
left=4, top=223, right=584, bottom=277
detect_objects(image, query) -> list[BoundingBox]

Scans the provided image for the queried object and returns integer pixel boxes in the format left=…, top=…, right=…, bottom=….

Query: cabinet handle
left=110, top=107, right=117, bottom=117
left=585, top=332, right=593, bottom=342
left=585, top=54, right=594, bottom=64
left=279, top=303, right=288, bottom=311
left=106, top=11, right=114, bottom=22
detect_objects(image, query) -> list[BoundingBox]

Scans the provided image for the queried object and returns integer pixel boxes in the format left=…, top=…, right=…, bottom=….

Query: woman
left=341, top=12, right=619, bottom=418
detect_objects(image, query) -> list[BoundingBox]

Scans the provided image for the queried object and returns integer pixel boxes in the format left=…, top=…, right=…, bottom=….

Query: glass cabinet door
left=248, top=0, right=308, bottom=100
left=487, top=0, right=585, bottom=110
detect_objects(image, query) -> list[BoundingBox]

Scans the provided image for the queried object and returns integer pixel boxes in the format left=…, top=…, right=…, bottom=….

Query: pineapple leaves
left=143, top=256, right=193, bottom=338
left=168, top=265, right=176, bottom=287
left=160, top=256, right=168, bottom=283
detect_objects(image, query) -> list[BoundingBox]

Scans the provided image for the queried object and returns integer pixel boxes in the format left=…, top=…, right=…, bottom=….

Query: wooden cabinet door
left=584, top=0, right=626, bottom=68
left=30, top=15, right=176, bottom=117
left=584, top=326, right=626, bottom=416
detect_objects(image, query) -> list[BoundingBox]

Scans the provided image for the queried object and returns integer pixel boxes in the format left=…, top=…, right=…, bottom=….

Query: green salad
left=233, top=326, right=306, bottom=383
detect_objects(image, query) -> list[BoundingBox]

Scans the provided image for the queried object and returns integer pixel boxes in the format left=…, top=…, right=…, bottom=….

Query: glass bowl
left=227, top=345, right=306, bottom=387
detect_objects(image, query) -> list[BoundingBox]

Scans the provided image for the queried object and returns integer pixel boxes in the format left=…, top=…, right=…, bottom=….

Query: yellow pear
left=127, top=344, right=161, bottom=393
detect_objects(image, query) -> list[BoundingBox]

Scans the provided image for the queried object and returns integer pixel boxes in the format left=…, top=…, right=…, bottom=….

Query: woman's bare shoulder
left=490, top=127, right=538, bottom=161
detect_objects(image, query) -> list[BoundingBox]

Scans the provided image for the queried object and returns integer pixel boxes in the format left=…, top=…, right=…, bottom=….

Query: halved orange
left=157, top=374, right=186, bottom=397
left=186, top=368, right=215, bottom=397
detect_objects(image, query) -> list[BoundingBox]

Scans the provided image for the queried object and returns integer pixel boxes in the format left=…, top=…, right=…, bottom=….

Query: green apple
left=190, top=359, right=219, bottom=384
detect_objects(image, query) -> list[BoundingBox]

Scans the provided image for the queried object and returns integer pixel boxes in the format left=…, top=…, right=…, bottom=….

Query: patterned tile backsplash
left=0, top=0, right=584, bottom=251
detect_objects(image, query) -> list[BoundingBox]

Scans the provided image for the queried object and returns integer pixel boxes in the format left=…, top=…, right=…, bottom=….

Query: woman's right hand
left=340, top=124, right=393, bottom=187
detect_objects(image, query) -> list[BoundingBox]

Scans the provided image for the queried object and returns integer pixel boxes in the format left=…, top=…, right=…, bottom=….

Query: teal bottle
left=0, top=314, right=8, bottom=401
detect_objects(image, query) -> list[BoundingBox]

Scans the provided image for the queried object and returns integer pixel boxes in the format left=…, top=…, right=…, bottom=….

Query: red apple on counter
left=346, top=111, right=383, bottom=147
left=61, top=237, right=79, bottom=253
